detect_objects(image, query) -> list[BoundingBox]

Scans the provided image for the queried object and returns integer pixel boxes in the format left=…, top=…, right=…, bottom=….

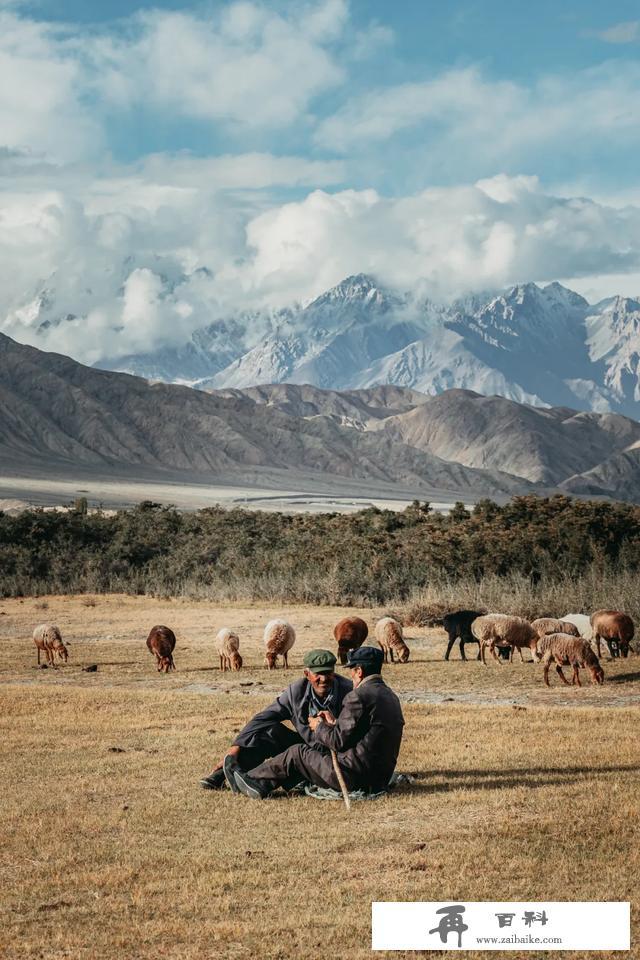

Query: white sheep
left=215, top=628, right=242, bottom=672
left=471, top=614, right=538, bottom=664
left=33, top=623, right=69, bottom=667
left=374, top=617, right=410, bottom=663
left=263, top=619, right=295, bottom=669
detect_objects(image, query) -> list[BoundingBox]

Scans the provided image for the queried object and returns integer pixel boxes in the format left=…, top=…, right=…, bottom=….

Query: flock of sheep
left=443, top=609, right=635, bottom=686
left=32, top=607, right=634, bottom=688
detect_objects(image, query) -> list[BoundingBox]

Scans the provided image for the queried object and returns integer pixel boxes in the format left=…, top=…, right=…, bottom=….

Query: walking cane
left=330, top=749, right=351, bottom=811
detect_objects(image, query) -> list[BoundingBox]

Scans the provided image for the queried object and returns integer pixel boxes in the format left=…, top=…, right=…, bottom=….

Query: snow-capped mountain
left=17, top=272, right=640, bottom=417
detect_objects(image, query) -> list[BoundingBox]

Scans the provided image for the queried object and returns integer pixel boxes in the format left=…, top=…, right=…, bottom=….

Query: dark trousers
left=236, top=723, right=304, bottom=772
left=248, top=742, right=344, bottom=793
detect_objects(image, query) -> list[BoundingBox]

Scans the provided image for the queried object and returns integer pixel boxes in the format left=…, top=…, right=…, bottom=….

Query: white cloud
left=88, top=1, right=348, bottom=131
left=3, top=172, right=640, bottom=364
left=315, top=61, right=640, bottom=170
left=0, top=11, right=103, bottom=161
left=594, top=20, right=640, bottom=44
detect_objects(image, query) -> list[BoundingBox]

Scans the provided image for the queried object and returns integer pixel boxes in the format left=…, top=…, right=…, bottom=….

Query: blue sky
left=6, top=0, right=640, bottom=190
left=2, top=0, right=640, bottom=360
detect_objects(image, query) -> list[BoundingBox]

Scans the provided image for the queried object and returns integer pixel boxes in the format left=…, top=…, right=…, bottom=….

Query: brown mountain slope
left=373, top=389, right=640, bottom=485
left=0, top=334, right=533, bottom=498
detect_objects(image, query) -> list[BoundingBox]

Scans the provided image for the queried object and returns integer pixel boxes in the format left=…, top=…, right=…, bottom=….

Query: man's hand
left=308, top=715, right=322, bottom=731
left=213, top=744, right=240, bottom=771
left=317, top=709, right=336, bottom=726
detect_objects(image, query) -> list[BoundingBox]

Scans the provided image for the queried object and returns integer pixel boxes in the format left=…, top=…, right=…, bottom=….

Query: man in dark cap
left=224, top=645, right=404, bottom=799
left=199, top=648, right=352, bottom=789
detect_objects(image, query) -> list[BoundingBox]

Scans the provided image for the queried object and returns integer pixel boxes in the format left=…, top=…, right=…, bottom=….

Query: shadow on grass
left=607, top=671, right=640, bottom=684
left=406, top=763, right=640, bottom=795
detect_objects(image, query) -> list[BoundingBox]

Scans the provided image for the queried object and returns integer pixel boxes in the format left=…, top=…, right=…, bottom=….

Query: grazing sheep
left=146, top=625, right=176, bottom=673
left=374, top=617, right=410, bottom=663
left=561, top=614, right=593, bottom=643
left=33, top=623, right=68, bottom=667
left=333, top=616, right=368, bottom=665
left=536, top=633, right=605, bottom=687
left=263, top=619, right=295, bottom=669
left=442, top=609, right=484, bottom=661
left=531, top=617, right=580, bottom=640
left=590, top=610, right=635, bottom=659
left=471, top=614, right=538, bottom=664
left=215, top=628, right=242, bottom=672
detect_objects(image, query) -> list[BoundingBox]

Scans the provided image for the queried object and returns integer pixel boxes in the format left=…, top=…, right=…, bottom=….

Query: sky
left=2, top=0, right=640, bottom=362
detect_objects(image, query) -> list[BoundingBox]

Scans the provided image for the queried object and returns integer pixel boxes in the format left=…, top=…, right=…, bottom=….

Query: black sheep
left=442, top=610, right=484, bottom=661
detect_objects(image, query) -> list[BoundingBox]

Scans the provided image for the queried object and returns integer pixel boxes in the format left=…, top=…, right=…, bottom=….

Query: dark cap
left=303, top=649, right=337, bottom=673
left=346, top=645, right=384, bottom=671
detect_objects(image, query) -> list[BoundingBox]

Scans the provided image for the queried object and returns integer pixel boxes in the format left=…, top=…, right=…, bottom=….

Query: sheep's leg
left=491, top=642, right=501, bottom=663
left=572, top=665, right=582, bottom=687
left=284, top=652, right=289, bottom=669
left=595, top=634, right=602, bottom=659
left=555, top=664, right=570, bottom=686
left=543, top=662, right=551, bottom=686
left=37, top=647, right=40, bottom=665
left=517, top=645, right=525, bottom=663
left=389, top=647, right=395, bottom=663
left=444, top=632, right=456, bottom=661
left=475, top=640, right=481, bottom=661
left=481, top=641, right=488, bottom=665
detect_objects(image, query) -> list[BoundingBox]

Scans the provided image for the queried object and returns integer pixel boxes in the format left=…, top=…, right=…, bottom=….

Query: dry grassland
left=1, top=595, right=639, bottom=959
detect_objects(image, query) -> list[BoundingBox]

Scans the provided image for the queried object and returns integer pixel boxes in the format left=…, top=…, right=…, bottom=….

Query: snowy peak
left=308, top=273, right=384, bottom=306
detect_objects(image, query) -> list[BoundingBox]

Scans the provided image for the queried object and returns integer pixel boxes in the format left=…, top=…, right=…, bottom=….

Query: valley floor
left=0, top=471, right=461, bottom=514
left=1, top=596, right=639, bottom=958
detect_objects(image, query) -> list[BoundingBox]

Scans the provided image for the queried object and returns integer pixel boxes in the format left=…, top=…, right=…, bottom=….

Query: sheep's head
left=398, top=645, right=410, bottom=663
left=159, top=655, right=174, bottom=673
left=265, top=651, right=277, bottom=670
left=231, top=652, right=243, bottom=671
left=54, top=641, right=69, bottom=662
left=591, top=664, right=605, bottom=685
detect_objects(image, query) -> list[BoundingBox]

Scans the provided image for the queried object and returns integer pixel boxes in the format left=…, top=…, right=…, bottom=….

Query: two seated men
left=200, top=645, right=404, bottom=799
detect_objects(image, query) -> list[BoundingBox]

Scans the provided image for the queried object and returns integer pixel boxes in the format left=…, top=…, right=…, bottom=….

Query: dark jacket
left=313, top=675, right=404, bottom=791
left=233, top=674, right=353, bottom=748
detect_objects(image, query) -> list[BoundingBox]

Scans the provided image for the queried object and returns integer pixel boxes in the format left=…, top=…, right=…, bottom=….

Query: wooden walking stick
left=330, top=749, right=351, bottom=811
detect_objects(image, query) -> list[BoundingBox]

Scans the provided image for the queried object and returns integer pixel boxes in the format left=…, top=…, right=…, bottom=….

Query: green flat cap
left=303, top=648, right=337, bottom=673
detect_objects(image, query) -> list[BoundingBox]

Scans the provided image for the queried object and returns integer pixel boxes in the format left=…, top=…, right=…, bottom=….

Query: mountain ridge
left=5, top=331, right=640, bottom=503
left=76, top=275, right=640, bottom=418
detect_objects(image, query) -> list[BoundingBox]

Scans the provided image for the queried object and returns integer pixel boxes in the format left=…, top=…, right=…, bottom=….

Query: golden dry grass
left=1, top=595, right=640, bottom=959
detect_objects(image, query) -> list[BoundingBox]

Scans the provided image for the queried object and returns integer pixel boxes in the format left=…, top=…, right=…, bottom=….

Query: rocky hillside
left=0, top=333, right=532, bottom=499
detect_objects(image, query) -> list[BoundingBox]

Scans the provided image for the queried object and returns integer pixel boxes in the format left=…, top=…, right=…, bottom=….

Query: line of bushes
left=1, top=495, right=640, bottom=613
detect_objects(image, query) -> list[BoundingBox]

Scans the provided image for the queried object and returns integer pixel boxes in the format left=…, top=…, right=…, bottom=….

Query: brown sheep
left=333, top=616, right=368, bottom=665
left=374, top=617, right=410, bottom=663
left=590, top=610, right=635, bottom=659
left=536, top=633, right=605, bottom=686
left=471, top=614, right=538, bottom=664
left=215, top=628, right=242, bottom=672
left=33, top=623, right=69, bottom=667
left=263, top=619, right=295, bottom=669
left=146, top=625, right=176, bottom=673
left=531, top=617, right=580, bottom=639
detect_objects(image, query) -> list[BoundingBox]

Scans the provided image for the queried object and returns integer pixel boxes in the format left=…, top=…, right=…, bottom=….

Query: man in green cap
left=199, top=648, right=352, bottom=790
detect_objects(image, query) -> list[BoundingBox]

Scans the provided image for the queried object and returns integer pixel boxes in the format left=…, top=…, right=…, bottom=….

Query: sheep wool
left=536, top=633, right=604, bottom=686
left=374, top=617, right=410, bottom=663
left=263, top=619, right=296, bottom=670
left=215, top=628, right=242, bottom=672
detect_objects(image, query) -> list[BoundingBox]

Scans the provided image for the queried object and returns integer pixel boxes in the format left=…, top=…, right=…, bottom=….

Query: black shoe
left=222, top=755, right=242, bottom=794
left=199, top=769, right=226, bottom=790
left=233, top=768, right=269, bottom=800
